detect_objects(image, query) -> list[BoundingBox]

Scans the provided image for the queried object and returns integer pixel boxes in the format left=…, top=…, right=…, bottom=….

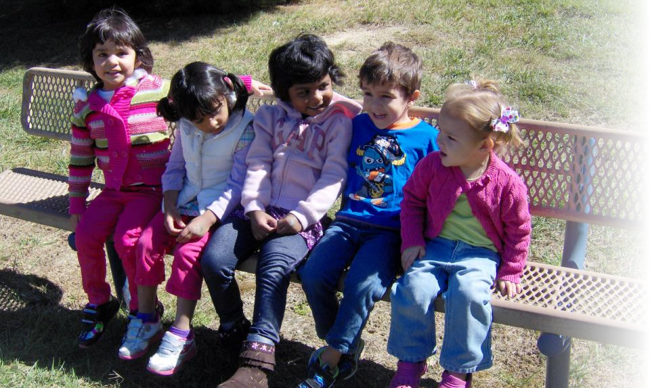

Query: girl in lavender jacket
left=201, top=34, right=362, bottom=388
left=387, top=80, right=531, bottom=388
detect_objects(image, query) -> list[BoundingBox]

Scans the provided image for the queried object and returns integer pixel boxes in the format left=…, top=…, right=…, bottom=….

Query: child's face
left=92, top=40, right=139, bottom=90
left=436, top=111, right=490, bottom=177
left=191, top=97, right=230, bottom=135
left=287, top=74, right=334, bottom=117
left=361, top=79, right=419, bottom=129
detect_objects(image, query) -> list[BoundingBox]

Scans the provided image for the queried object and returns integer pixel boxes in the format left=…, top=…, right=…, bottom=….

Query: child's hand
left=70, top=214, right=81, bottom=230
left=276, top=213, right=303, bottom=235
left=164, top=207, right=186, bottom=236
left=249, top=79, right=272, bottom=97
left=496, top=279, right=523, bottom=298
left=176, top=212, right=217, bottom=243
left=401, top=246, right=426, bottom=272
left=249, top=210, right=277, bottom=240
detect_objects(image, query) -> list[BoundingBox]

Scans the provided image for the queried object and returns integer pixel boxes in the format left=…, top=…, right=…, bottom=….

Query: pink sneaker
left=388, top=361, right=427, bottom=388
left=438, top=371, right=473, bottom=388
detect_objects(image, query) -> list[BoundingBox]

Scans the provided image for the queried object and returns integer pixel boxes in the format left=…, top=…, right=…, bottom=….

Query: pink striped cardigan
left=68, top=71, right=171, bottom=215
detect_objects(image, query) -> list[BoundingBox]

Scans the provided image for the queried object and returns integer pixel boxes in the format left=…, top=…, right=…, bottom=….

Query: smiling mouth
left=372, top=112, right=387, bottom=120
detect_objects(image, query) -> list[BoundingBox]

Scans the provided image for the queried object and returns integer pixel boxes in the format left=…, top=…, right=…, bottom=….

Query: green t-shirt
left=438, top=193, right=497, bottom=252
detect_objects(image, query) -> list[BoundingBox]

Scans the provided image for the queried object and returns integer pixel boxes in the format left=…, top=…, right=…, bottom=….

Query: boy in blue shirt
left=298, top=42, right=439, bottom=388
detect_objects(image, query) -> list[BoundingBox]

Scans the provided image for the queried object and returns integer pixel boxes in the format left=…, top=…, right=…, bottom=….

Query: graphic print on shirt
left=273, top=119, right=327, bottom=160
left=350, top=134, right=405, bottom=208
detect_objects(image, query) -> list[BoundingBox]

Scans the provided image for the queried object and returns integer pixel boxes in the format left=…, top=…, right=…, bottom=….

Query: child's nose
left=106, top=55, right=119, bottom=65
left=311, top=91, right=323, bottom=104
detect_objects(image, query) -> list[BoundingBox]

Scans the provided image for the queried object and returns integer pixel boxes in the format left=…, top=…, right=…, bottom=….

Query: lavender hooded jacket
left=242, top=93, right=362, bottom=229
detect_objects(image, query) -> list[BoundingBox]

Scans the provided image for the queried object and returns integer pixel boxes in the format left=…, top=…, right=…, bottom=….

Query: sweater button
left=112, top=151, right=119, bottom=157
left=108, top=119, right=114, bottom=125
left=121, top=151, right=128, bottom=157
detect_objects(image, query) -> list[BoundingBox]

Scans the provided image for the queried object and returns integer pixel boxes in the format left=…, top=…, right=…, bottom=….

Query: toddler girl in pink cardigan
left=387, top=80, right=531, bottom=388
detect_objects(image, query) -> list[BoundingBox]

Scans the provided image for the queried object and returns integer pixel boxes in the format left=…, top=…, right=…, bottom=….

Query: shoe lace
left=80, top=306, right=99, bottom=328
left=125, top=319, right=144, bottom=340
left=157, top=335, right=182, bottom=356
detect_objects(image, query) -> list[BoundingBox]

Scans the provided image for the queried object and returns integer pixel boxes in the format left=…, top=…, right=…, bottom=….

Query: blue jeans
left=387, top=237, right=500, bottom=374
left=201, top=215, right=308, bottom=345
left=299, top=220, right=400, bottom=354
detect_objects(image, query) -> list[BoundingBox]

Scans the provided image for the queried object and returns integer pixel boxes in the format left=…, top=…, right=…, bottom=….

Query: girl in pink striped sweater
left=387, top=80, right=532, bottom=388
left=69, top=7, right=171, bottom=350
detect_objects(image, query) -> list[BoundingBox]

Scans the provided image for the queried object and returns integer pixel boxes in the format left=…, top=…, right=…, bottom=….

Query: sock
left=136, top=311, right=157, bottom=323
left=169, top=325, right=192, bottom=340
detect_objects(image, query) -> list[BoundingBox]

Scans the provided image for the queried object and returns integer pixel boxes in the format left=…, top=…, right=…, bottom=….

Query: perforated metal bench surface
left=2, top=67, right=647, bottom=351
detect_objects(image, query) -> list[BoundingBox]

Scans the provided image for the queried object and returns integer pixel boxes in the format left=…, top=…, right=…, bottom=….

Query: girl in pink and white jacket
left=201, top=34, right=362, bottom=388
left=387, top=80, right=531, bottom=388
left=116, top=63, right=255, bottom=376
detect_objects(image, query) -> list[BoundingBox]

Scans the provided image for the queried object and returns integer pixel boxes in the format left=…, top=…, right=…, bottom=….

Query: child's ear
left=480, top=137, right=495, bottom=152
left=407, top=90, right=421, bottom=106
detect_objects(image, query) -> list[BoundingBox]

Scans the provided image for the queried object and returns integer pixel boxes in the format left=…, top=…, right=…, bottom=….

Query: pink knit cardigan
left=400, top=151, right=532, bottom=283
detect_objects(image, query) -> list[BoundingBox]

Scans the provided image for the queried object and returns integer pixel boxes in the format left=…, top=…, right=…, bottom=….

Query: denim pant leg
left=247, top=233, right=309, bottom=345
left=387, top=239, right=450, bottom=362
left=440, top=241, right=499, bottom=374
left=202, top=216, right=261, bottom=324
left=300, top=221, right=359, bottom=340
left=326, top=227, right=400, bottom=354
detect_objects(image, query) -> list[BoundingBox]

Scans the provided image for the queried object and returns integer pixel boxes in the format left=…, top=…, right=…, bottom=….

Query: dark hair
left=79, top=7, right=153, bottom=82
left=157, top=62, right=249, bottom=122
left=268, top=34, right=344, bottom=102
left=359, top=42, right=422, bottom=96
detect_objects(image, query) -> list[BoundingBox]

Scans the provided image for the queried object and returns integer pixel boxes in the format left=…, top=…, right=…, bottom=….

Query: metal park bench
left=1, top=67, right=647, bottom=388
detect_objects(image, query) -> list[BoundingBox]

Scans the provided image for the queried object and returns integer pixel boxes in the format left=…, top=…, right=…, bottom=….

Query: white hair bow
left=491, top=106, right=519, bottom=133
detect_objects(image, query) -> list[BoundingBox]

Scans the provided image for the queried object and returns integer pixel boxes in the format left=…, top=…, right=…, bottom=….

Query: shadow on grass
left=0, top=0, right=294, bottom=72
left=0, top=269, right=442, bottom=387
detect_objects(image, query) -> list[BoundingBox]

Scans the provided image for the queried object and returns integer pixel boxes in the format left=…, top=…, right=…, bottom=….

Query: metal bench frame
left=1, top=67, right=647, bottom=388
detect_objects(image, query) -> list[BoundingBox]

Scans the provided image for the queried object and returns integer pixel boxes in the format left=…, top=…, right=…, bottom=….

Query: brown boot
left=218, top=341, right=276, bottom=388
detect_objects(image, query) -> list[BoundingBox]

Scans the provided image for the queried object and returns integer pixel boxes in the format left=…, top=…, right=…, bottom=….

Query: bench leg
left=561, top=221, right=588, bottom=270
left=538, top=221, right=588, bottom=387
left=545, top=337, right=572, bottom=388
left=105, top=237, right=128, bottom=307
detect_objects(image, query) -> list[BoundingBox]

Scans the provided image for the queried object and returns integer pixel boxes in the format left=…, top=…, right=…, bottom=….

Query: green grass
left=0, top=0, right=646, bottom=387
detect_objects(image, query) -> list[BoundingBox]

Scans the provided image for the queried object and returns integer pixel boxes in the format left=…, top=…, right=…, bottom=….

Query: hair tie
left=490, top=106, right=519, bottom=133
left=465, top=80, right=478, bottom=90
left=223, top=76, right=237, bottom=107
left=223, top=76, right=234, bottom=90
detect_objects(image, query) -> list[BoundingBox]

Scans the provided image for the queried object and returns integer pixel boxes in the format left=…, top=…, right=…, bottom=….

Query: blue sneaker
left=337, top=339, right=365, bottom=380
left=297, top=347, right=339, bottom=388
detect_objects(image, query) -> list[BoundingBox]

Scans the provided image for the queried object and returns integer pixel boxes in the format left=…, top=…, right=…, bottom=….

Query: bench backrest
left=22, top=67, right=647, bottom=229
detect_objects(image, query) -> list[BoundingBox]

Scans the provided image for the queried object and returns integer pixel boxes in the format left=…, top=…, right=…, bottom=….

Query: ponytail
left=157, top=96, right=181, bottom=122
left=224, top=73, right=249, bottom=116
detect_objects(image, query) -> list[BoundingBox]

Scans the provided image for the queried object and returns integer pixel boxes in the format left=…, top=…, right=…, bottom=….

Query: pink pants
left=75, top=187, right=162, bottom=312
left=135, top=211, right=209, bottom=301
